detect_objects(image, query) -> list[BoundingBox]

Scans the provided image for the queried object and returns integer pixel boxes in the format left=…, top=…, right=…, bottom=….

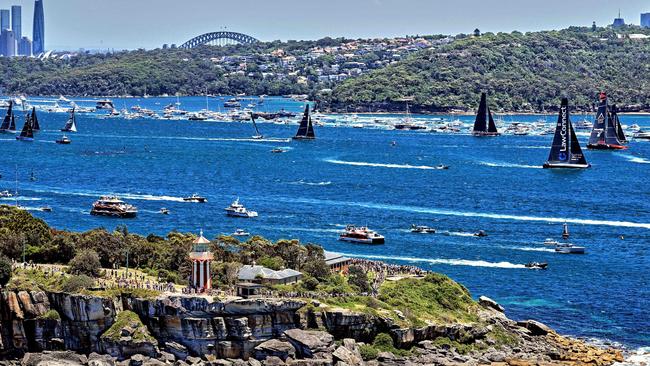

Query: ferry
left=555, top=243, right=585, bottom=254
left=90, top=196, right=137, bottom=218
left=225, top=198, right=258, bottom=218
left=183, top=194, right=207, bottom=203
left=411, top=224, right=436, bottom=234
left=339, top=225, right=385, bottom=244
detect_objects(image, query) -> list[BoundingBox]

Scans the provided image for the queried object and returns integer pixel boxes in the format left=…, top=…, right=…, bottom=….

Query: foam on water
left=337, top=252, right=527, bottom=269
left=324, top=159, right=439, bottom=170
left=479, top=161, right=543, bottom=169
left=618, top=154, right=650, bottom=164
left=290, top=180, right=332, bottom=186
left=25, top=186, right=187, bottom=202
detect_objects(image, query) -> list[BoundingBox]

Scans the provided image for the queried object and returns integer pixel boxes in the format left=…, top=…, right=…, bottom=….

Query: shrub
left=258, top=256, right=285, bottom=270
left=39, top=309, right=61, bottom=320
left=101, top=310, right=155, bottom=342
left=348, top=265, right=370, bottom=293
left=68, top=249, right=102, bottom=277
left=372, top=333, right=395, bottom=351
left=359, top=344, right=378, bottom=360
left=0, top=256, right=12, bottom=287
left=302, top=276, right=319, bottom=291
left=62, top=275, right=94, bottom=293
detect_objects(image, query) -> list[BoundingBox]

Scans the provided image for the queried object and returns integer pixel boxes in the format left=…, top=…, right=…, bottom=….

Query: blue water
left=3, top=96, right=650, bottom=348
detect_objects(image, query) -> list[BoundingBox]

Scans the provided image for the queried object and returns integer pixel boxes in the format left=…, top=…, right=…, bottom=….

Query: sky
left=2, top=0, right=650, bottom=50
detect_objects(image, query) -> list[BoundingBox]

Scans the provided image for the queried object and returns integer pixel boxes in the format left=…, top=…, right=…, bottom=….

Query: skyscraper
left=11, top=5, right=21, bottom=39
left=17, top=36, right=31, bottom=56
left=0, top=9, right=9, bottom=31
left=642, top=13, right=650, bottom=28
left=0, top=29, right=16, bottom=56
left=32, top=0, right=44, bottom=55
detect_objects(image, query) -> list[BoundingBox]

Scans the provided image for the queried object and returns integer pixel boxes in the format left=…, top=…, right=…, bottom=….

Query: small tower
left=189, top=230, right=214, bottom=292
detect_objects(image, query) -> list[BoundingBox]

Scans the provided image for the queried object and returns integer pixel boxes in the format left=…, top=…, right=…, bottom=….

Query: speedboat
left=634, top=130, right=650, bottom=140
left=90, top=196, right=137, bottom=218
left=232, top=229, right=250, bottom=237
left=555, top=243, right=586, bottom=254
left=543, top=238, right=560, bottom=246
left=474, top=230, right=488, bottom=237
left=55, top=135, right=71, bottom=144
left=225, top=198, right=258, bottom=218
left=0, top=190, right=13, bottom=198
left=339, top=225, right=385, bottom=244
left=159, top=208, right=170, bottom=215
left=411, top=224, right=436, bottom=234
left=525, top=262, right=548, bottom=270
left=435, top=164, right=449, bottom=170
left=40, top=206, right=52, bottom=212
left=271, top=148, right=285, bottom=153
left=183, top=194, right=207, bottom=203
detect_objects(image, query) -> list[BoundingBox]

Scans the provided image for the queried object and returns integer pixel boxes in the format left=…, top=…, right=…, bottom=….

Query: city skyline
left=1, top=0, right=650, bottom=51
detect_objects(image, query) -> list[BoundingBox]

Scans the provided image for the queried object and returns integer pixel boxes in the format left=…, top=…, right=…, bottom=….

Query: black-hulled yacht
left=472, top=93, right=500, bottom=136
left=61, top=107, right=78, bottom=132
left=0, top=101, right=16, bottom=133
left=293, top=105, right=315, bottom=140
left=587, top=93, right=627, bottom=150
left=543, top=98, right=590, bottom=169
left=16, top=112, right=34, bottom=142
left=30, top=107, right=40, bottom=131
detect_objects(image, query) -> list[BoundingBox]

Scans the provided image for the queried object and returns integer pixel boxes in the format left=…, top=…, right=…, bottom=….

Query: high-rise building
left=642, top=13, right=650, bottom=28
left=17, top=36, right=31, bottom=56
left=11, top=5, right=21, bottom=39
left=0, top=9, right=9, bottom=31
left=612, top=10, right=625, bottom=28
left=0, top=29, right=16, bottom=56
left=32, top=0, right=44, bottom=55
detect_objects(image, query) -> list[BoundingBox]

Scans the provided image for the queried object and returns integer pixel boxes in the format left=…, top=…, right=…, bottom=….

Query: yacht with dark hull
left=587, top=93, right=627, bottom=150
left=543, top=98, right=590, bottom=169
left=293, top=105, right=316, bottom=140
left=90, top=196, right=137, bottom=218
left=0, top=101, right=16, bottom=133
left=472, top=93, right=500, bottom=136
left=61, top=107, right=78, bottom=132
left=15, top=112, right=34, bottom=142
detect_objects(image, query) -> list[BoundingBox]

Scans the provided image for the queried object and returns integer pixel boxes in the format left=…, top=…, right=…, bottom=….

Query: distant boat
left=339, top=225, right=385, bottom=244
left=61, top=107, right=78, bottom=132
left=225, top=198, right=258, bottom=218
left=251, top=114, right=263, bottom=139
left=55, top=135, right=71, bottom=144
left=232, top=229, right=250, bottom=237
left=16, top=112, right=34, bottom=141
left=525, top=262, right=548, bottom=270
left=183, top=194, right=207, bottom=203
left=411, top=224, right=436, bottom=234
left=555, top=243, right=585, bottom=254
left=293, top=105, right=316, bottom=140
left=159, top=208, right=170, bottom=215
left=587, top=92, right=627, bottom=150
left=30, top=107, right=40, bottom=131
left=472, top=93, right=500, bottom=136
left=562, top=223, right=570, bottom=240
left=0, top=101, right=17, bottom=133
left=543, top=98, right=590, bottom=169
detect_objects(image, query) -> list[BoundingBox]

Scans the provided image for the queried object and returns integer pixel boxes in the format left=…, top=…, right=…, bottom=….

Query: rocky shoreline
left=0, top=290, right=624, bottom=366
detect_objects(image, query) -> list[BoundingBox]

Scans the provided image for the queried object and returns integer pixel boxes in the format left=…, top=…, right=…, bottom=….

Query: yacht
left=95, top=100, right=115, bottom=110
left=225, top=198, right=258, bottom=218
left=90, top=196, right=137, bottom=218
left=224, top=99, right=241, bottom=108
left=183, top=194, right=207, bottom=203
left=474, top=230, right=488, bottom=237
left=411, top=224, right=436, bottom=234
left=159, top=208, right=170, bottom=215
left=339, top=225, right=385, bottom=244
left=55, top=135, right=71, bottom=144
left=525, top=262, right=548, bottom=270
left=232, top=229, right=250, bottom=237
left=555, top=243, right=585, bottom=254
left=0, top=190, right=13, bottom=198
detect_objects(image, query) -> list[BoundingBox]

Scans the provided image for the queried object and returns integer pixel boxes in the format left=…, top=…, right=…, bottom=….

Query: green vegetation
left=38, top=309, right=61, bottom=320
left=6, top=268, right=66, bottom=292
left=347, top=265, right=371, bottom=293
left=331, top=26, right=650, bottom=112
left=68, top=250, right=102, bottom=277
left=61, top=275, right=95, bottom=293
left=101, top=310, right=155, bottom=342
left=0, top=256, right=11, bottom=287
left=357, top=333, right=413, bottom=359
left=359, top=344, right=379, bottom=360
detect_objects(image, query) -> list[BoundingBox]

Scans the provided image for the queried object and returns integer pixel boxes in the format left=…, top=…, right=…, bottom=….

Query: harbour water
left=2, top=96, right=650, bottom=350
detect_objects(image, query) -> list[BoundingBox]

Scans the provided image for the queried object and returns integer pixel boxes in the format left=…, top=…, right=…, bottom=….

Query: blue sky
left=2, top=0, right=650, bottom=50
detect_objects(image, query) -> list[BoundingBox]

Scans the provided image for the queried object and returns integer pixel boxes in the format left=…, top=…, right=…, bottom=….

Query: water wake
left=325, top=159, right=438, bottom=170
left=479, top=161, right=542, bottom=169
left=290, top=180, right=332, bottom=186
left=337, top=252, right=527, bottom=269
left=619, top=154, right=650, bottom=164
left=25, top=186, right=187, bottom=203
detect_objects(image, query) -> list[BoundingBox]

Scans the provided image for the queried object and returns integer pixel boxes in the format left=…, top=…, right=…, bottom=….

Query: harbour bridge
left=179, top=31, right=259, bottom=49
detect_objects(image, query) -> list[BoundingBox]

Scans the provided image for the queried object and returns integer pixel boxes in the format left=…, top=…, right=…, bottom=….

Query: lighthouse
left=189, top=230, right=214, bottom=292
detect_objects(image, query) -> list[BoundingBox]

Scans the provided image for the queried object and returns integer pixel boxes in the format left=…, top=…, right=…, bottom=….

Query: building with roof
left=238, top=265, right=302, bottom=285
left=324, top=251, right=352, bottom=273
left=189, top=230, right=214, bottom=292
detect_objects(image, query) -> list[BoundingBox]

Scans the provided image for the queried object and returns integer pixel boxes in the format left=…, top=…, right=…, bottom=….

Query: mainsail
left=16, top=112, right=34, bottom=140
left=472, top=93, right=499, bottom=136
left=62, top=107, right=78, bottom=132
left=611, top=105, right=627, bottom=144
left=0, top=101, right=13, bottom=131
left=30, top=107, right=40, bottom=131
left=587, top=93, right=625, bottom=150
left=293, top=104, right=315, bottom=140
left=250, top=113, right=262, bottom=138
left=543, top=98, right=590, bottom=169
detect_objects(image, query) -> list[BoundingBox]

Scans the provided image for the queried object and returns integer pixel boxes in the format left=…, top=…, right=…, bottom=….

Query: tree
left=68, top=249, right=102, bottom=277
left=302, top=244, right=330, bottom=280
left=0, top=256, right=12, bottom=287
left=474, top=28, right=481, bottom=37
left=348, top=265, right=370, bottom=293
left=62, top=275, right=94, bottom=293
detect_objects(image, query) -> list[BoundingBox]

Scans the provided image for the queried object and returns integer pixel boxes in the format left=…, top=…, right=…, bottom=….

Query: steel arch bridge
left=179, top=31, right=259, bottom=49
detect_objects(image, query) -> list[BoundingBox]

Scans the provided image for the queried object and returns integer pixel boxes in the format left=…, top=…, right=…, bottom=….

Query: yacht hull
left=339, top=236, right=385, bottom=245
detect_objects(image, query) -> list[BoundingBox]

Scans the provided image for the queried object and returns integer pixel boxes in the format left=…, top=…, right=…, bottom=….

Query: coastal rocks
left=284, top=329, right=334, bottom=358
left=478, top=296, right=504, bottom=313
left=516, top=320, right=552, bottom=336
left=332, top=346, right=363, bottom=366
left=22, top=351, right=88, bottom=366
left=390, top=323, right=488, bottom=348
left=319, top=311, right=388, bottom=343
left=253, top=340, right=296, bottom=361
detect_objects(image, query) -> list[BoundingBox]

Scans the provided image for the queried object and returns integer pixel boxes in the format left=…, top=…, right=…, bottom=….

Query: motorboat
left=159, top=208, right=170, bottom=215
left=95, top=100, right=115, bottom=110
left=474, top=230, right=488, bottom=237
left=339, top=225, right=385, bottom=244
left=183, top=194, right=207, bottom=203
left=411, top=224, right=436, bottom=234
left=55, top=135, right=71, bottom=144
left=634, top=130, right=650, bottom=140
left=555, top=243, right=586, bottom=254
left=40, top=206, right=52, bottom=212
left=435, top=164, right=449, bottom=170
left=0, top=190, right=13, bottom=198
left=225, top=198, right=258, bottom=218
left=543, top=238, right=560, bottom=246
left=271, top=148, right=286, bottom=153
left=90, top=196, right=137, bottom=218
left=232, top=229, right=250, bottom=237
left=525, top=262, right=548, bottom=270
